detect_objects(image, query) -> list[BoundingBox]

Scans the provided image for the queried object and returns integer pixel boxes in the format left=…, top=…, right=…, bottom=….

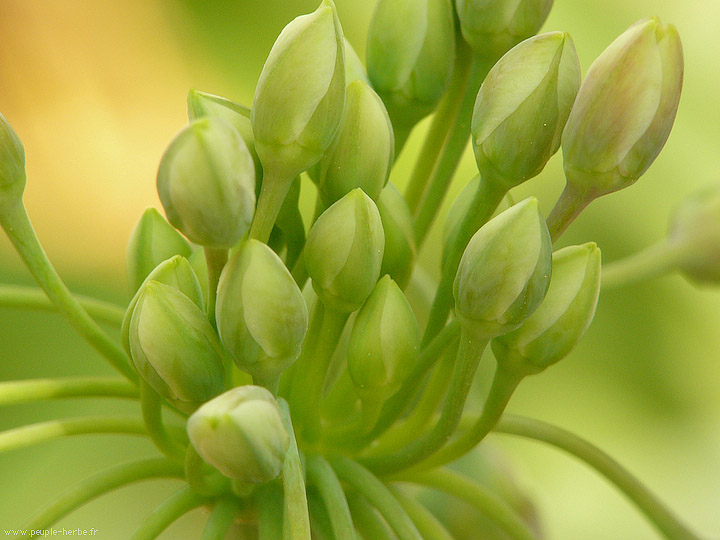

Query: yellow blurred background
left=1, top=0, right=719, bottom=539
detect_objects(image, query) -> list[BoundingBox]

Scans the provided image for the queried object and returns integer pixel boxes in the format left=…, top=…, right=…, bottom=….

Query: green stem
left=25, top=458, right=184, bottom=530
left=204, top=247, right=228, bottom=328
left=402, top=468, right=538, bottom=540
left=278, top=399, right=312, bottom=540
left=329, top=456, right=422, bottom=540
left=185, top=444, right=231, bottom=497
left=601, top=240, right=687, bottom=290
left=0, top=201, right=136, bottom=382
left=250, top=170, right=294, bottom=244
left=200, top=497, right=238, bottom=540
left=404, top=37, right=475, bottom=214
left=257, top=484, right=284, bottom=540
left=0, top=377, right=137, bottom=406
left=290, top=195, right=325, bottom=289
left=389, top=485, right=455, bottom=540
left=494, top=415, right=704, bottom=540
left=307, top=455, right=357, bottom=540
left=546, top=183, right=593, bottom=243
left=346, top=492, right=394, bottom=540
left=129, top=486, right=207, bottom=540
left=0, top=284, right=126, bottom=326
left=141, top=381, right=187, bottom=462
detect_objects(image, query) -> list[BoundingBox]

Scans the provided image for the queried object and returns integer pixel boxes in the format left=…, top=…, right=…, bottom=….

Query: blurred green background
left=1, top=0, right=719, bottom=538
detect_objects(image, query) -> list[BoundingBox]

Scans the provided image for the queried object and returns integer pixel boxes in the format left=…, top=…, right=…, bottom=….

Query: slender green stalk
left=307, top=455, right=357, bottom=540
left=329, top=456, right=422, bottom=540
left=257, top=484, right=284, bottom=540
left=129, top=486, right=207, bottom=540
left=0, top=201, right=136, bottom=382
left=389, top=485, right=455, bottom=540
left=0, top=284, right=126, bottom=326
left=495, top=415, right=704, bottom=540
left=204, top=247, right=228, bottom=328
left=402, top=468, right=538, bottom=540
left=278, top=399, right=312, bottom=540
left=0, top=377, right=137, bottom=406
left=601, top=240, right=688, bottom=290
left=545, top=184, right=593, bottom=243
left=200, top=497, right=238, bottom=540
left=140, top=381, right=187, bottom=462
left=250, top=171, right=294, bottom=244
left=25, top=458, right=184, bottom=530
left=346, top=492, right=395, bottom=540
left=185, top=444, right=231, bottom=497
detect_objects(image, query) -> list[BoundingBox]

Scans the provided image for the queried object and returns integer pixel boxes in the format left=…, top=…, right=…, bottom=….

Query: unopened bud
left=378, top=183, right=416, bottom=289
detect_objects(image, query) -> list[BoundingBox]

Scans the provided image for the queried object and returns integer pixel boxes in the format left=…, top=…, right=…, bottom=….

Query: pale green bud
left=252, top=0, right=345, bottom=180
left=492, top=243, right=601, bottom=375
left=345, top=38, right=370, bottom=86
left=157, top=117, right=256, bottom=248
left=454, top=197, right=551, bottom=339
left=128, top=281, right=225, bottom=413
left=187, top=386, right=289, bottom=483
left=562, top=18, right=683, bottom=197
left=347, top=275, right=419, bottom=403
left=378, top=183, right=416, bottom=289
left=216, top=240, right=308, bottom=382
left=367, top=0, right=455, bottom=128
left=305, top=188, right=385, bottom=313
left=472, top=32, right=580, bottom=189
left=0, top=112, right=26, bottom=207
left=315, top=80, right=394, bottom=205
left=455, top=0, right=554, bottom=60
left=126, top=208, right=192, bottom=294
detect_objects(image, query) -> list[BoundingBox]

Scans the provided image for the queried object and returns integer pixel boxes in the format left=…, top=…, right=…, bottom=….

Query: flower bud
left=492, top=243, right=601, bottom=375
left=216, top=240, right=308, bottom=382
left=562, top=18, right=683, bottom=197
left=472, top=32, right=580, bottom=189
left=454, top=197, right=551, bottom=339
left=157, top=117, right=256, bottom=248
left=128, top=281, right=225, bottom=413
left=455, top=0, right=554, bottom=60
left=315, top=80, right=394, bottom=205
left=126, top=208, right=193, bottom=294
left=345, top=38, right=370, bottom=86
left=305, top=189, right=385, bottom=313
left=0, top=112, right=26, bottom=207
left=367, top=0, right=455, bottom=128
left=252, top=0, right=345, bottom=180
left=378, top=183, right=416, bottom=289
left=187, top=386, right=289, bottom=483
left=347, top=276, right=419, bottom=404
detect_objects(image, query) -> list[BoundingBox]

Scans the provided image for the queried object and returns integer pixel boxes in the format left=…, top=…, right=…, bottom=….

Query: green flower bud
left=492, top=243, right=601, bottom=375
left=378, top=183, right=416, bottom=289
left=454, top=197, right=551, bottom=339
left=315, top=80, right=394, bottom=205
left=126, top=208, right=193, bottom=294
left=667, top=185, right=720, bottom=285
left=0, top=112, right=26, bottom=207
left=472, top=32, right=580, bottom=189
left=305, top=188, right=385, bottom=313
left=157, top=116, right=256, bottom=249
left=562, top=18, right=683, bottom=197
left=367, top=0, right=455, bottom=128
left=345, top=38, right=370, bottom=86
left=187, top=386, right=289, bottom=483
left=216, top=240, right=308, bottom=383
left=252, top=0, right=345, bottom=180
left=128, top=281, right=225, bottom=413
left=455, top=0, right=554, bottom=60
left=347, top=275, right=419, bottom=403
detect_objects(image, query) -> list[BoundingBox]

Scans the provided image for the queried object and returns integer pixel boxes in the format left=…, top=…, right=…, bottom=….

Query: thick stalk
left=200, top=498, right=238, bottom=540
left=601, top=240, right=688, bottom=290
left=140, top=381, right=187, bottom=462
left=250, top=170, right=294, bottom=244
left=0, top=377, right=137, bottom=406
left=346, top=493, right=395, bottom=540
left=129, top=486, right=207, bottom=540
left=257, top=484, right=284, bottom=540
left=546, top=183, right=593, bottom=243
left=307, top=455, right=357, bottom=540
left=389, top=485, right=455, bottom=540
left=203, top=247, right=228, bottom=328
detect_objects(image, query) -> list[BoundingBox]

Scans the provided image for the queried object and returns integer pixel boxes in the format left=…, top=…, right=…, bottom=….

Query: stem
left=25, top=458, right=184, bottom=530
left=601, top=240, right=687, bottom=290
left=402, top=468, right=538, bottom=540
left=329, top=456, right=422, bottom=540
left=404, top=37, right=475, bottom=214
left=141, top=381, right=187, bottom=462
left=0, top=377, right=137, bottom=406
left=307, top=455, right=357, bottom=540
left=257, top=484, right=284, bottom=540
left=389, top=485, right=455, bottom=540
left=494, top=415, right=704, bottom=540
left=346, top=492, right=395, bottom=540
left=250, top=170, right=294, bottom=244
left=0, top=201, right=136, bottom=382
left=129, top=486, right=207, bottom=540
left=185, top=444, right=231, bottom=497
left=0, top=284, right=126, bottom=326
left=204, top=247, right=228, bottom=328
left=290, top=196, right=325, bottom=289
left=278, top=399, right=312, bottom=540
left=546, top=183, right=593, bottom=243
left=200, top=497, right=238, bottom=540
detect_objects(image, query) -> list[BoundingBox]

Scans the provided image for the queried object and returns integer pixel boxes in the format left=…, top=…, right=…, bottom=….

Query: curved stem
left=25, top=458, right=184, bottom=530
left=204, top=247, right=228, bottom=329
left=250, top=170, right=294, bottom=244
left=141, top=381, right=187, bottom=462
left=307, top=455, right=357, bottom=540
left=0, top=201, right=136, bottom=382
left=0, top=284, right=126, bottom=326
left=185, top=445, right=231, bottom=497
left=494, top=415, right=704, bottom=540
left=200, top=497, right=238, bottom=540
left=346, top=492, right=395, bottom=540
left=400, top=468, right=538, bottom=540
left=0, top=377, right=137, bottom=406
left=389, top=485, right=455, bottom=540
left=129, top=486, right=207, bottom=540
left=601, top=240, right=687, bottom=290
left=545, top=183, right=593, bottom=243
